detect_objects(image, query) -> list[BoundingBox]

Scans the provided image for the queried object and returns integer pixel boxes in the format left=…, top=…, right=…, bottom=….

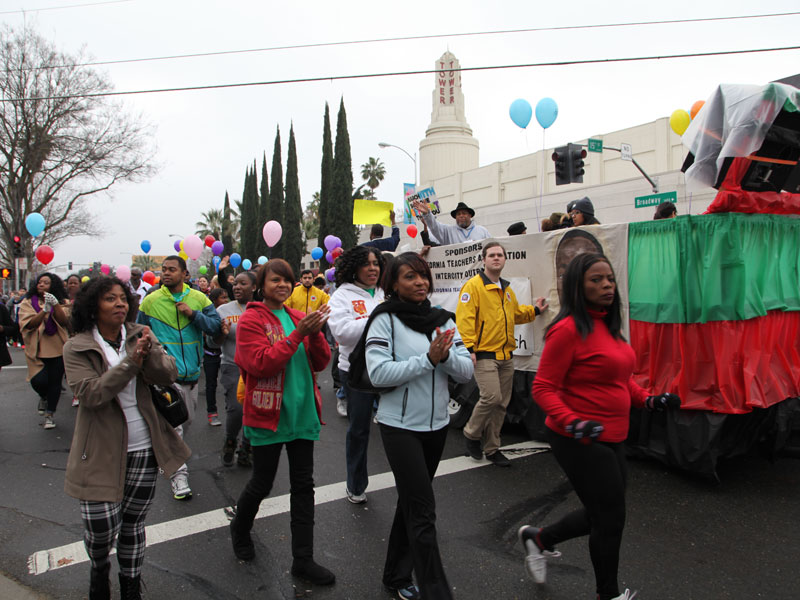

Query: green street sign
left=635, top=190, right=677, bottom=208
left=588, top=138, right=603, bottom=153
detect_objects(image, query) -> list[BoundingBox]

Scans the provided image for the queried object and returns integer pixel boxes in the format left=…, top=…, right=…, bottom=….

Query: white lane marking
left=27, top=440, right=549, bottom=574
left=2, top=366, right=27, bottom=369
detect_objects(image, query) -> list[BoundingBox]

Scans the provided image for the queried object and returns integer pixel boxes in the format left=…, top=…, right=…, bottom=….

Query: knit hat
left=572, top=197, right=595, bottom=217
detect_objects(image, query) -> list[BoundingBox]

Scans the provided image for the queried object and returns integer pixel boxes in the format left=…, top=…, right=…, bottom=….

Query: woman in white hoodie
left=328, top=246, right=385, bottom=505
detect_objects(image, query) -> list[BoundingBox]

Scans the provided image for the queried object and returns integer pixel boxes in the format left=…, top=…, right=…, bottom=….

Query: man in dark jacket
left=361, top=210, right=400, bottom=252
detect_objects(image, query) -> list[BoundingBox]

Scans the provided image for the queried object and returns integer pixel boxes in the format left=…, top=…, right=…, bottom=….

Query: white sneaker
left=336, top=398, right=348, bottom=417
left=345, top=488, right=367, bottom=504
left=171, top=473, right=192, bottom=501
left=72, top=397, right=80, bottom=407
left=518, top=526, right=560, bottom=584
left=43, top=415, right=56, bottom=430
left=611, top=590, right=638, bottom=600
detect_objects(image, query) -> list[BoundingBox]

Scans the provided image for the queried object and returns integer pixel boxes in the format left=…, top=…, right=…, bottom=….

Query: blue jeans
left=341, top=371, right=378, bottom=496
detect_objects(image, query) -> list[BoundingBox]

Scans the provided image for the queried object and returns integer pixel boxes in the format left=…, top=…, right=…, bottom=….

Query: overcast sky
left=3, top=0, right=799, bottom=269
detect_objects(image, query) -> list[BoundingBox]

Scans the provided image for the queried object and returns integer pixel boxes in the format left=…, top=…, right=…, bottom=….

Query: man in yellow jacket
left=285, top=269, right=330, bottom=314
left=456, top=242, right=548, bottom=467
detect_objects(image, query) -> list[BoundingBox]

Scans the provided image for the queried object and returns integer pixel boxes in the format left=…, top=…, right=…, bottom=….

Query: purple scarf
left=31, top=295, right=58, bottom=336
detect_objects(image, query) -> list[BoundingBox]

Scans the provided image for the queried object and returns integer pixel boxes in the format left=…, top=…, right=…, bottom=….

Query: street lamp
left=378, top=142, right=417, bottom=185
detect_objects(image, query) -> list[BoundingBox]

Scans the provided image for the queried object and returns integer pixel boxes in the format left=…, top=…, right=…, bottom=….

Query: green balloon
left=198, top=266, right=208, bottom=275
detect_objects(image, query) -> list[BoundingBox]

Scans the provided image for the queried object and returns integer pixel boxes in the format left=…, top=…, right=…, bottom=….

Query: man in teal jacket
left=138, top=255, right=221, bottom=500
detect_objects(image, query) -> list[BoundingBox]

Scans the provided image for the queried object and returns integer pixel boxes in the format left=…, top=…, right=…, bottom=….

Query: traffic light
left=0, top=267, right=11, bottom=279
left=68, top=261, right=73, bottom=270
left=569, top=143, right=587, bottom=184
left=552, top=146, right=570, bottom=186
left=13, top=234, right=22, bottom=257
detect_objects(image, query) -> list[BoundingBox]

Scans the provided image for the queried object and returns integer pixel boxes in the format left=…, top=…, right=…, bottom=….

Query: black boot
left=230, top=514, right=255, bottom=560
left=89, top=563, right=110, bottom=600
left=291, top=557, right=336, bottom=585
left=118, top=573, right=142, bottom=600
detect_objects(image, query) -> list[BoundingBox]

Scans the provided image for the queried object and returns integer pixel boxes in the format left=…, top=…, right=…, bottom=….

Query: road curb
left=0, top=572, right=50, bottom=599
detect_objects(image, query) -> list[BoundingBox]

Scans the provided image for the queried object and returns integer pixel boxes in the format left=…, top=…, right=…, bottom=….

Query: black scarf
left=370, top=296, right=453, bottom=335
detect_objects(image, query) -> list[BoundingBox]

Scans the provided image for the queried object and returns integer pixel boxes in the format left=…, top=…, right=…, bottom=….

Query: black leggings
left=540, top=429, right=627, bottom=600
left=30, top=356, right=64, bottom=414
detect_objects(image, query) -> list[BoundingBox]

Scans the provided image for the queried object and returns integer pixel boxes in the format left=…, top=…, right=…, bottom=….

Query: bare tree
left=0, top=26, right=156, bottom=276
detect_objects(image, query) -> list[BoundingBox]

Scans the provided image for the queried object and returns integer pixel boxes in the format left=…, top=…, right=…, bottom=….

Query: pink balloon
left=115, top=265, right=131, bottom=282
left=100, top=264, right=110, bottom=275
left=262, top=220, right=283, bottom=248
left=183, top=234, right=204, bottom=260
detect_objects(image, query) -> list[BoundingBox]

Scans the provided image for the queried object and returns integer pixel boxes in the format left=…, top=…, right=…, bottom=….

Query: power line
left=18, top=10, right=800, bottom=71
left=6, top=44, right=799, bottom=103
left=0, top=0, right=132, bottom=15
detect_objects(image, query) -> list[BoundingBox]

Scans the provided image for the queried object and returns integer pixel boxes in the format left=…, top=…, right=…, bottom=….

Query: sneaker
left=230, top=516, right=255, bottom=561
left=43, top=415, right=55, bottom=430
left=207, top=412, right=221, bottom=426
left=291, top=558, right=335, bottom=585
left=345, top=488, right=367, bottom=504
left=465, top=437, right=483, bottom=461
left=385, top=585, right=421, bottom=600
left=518, top=526, right=561, bottom=584
left=336, top=397, right=348, bottom=417
left=171, top=473, right=192, bottom=500
left=237, top=443, right=253, bottom=468
left=37, top=398, right=46, bottom=416
left=221, top=438, right=236, bottom=467
left=72, top=397, right=79, bottom=407
left=611, top=590, right=638, bottom=600
left=486, top=450, right=511, bottom=467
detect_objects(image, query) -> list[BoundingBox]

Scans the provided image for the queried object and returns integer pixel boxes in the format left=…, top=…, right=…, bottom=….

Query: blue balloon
left=212, top=255, right=221, bottom=267
left=509, top=99, right=532, bottom=129
left=257, top=256, right=268, bottom=265
left=140, top=240, right=151, bottom=254
left=535, top=97, right=558, bottom=129
left=25, top=212, right=46, bottom=237
left=310, top=247, right=323, bottom=260
left=230, top=253, right=242, bottom=268
left=242, top=259, right=252, bottom=271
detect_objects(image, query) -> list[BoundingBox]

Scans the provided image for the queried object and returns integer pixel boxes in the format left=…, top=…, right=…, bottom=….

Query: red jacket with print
left=234, top=302, right=331, bottom=431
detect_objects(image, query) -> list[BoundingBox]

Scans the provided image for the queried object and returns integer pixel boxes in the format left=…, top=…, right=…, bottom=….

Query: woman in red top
left=520, top=253, right=679, bottom=600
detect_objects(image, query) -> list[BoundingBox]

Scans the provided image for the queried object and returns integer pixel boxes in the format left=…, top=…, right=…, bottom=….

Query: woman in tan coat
left=63, top=276, right=190, bottom=600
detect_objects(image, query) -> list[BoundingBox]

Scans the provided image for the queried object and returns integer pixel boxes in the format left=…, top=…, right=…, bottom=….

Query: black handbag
left=347, top=314, right=395, bottom=395
left=149, top=383, right=189, bottom=428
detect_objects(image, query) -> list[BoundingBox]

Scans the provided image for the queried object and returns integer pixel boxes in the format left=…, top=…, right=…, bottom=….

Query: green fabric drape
left=628, top=213, right=800, bottom=324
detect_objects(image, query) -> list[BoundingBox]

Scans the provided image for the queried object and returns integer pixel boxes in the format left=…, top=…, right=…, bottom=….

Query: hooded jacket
left=234, top=302, right=331, bottom=432
left=285, top=283, right=330, bottom=314
left=62, top=323, right=191, bottom=502
left=328, top=282, right=385, bottom=373
left=137, top=283, right=221, bottom=383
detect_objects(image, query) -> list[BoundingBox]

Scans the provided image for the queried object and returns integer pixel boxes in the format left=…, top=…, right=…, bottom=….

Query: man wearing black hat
left=507, top=222, right=527, bottom=236
left=411, top=199, right=490, bottom=245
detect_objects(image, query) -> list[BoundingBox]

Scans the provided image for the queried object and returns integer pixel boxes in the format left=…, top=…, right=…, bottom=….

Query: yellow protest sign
left=353, top=199, right=393, bottom=226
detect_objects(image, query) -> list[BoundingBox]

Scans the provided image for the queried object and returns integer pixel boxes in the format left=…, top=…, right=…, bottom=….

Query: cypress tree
left=256, top=153, right=270, bottom=259
left=283, top=124, right=303, bottom=277
left=317, top=102, right=334, bottom=269
left=241, top=165, right=259, bottom=261
left=222, top=190, right=234, bottom=255
left=268, top=126, right=285, bottom=258
left=332, top=97, right=356, bottom=250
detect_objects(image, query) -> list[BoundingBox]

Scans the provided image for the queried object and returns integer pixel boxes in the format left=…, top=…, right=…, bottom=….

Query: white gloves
left=42, top=293, right=58, bottom=312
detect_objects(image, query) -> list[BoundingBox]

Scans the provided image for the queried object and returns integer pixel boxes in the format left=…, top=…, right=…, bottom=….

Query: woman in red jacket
left=520, top=253, right=679, bottom=600
left=230, top=259, right=334, bottom=586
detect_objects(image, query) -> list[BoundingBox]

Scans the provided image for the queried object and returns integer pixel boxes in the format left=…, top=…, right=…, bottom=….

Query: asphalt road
left=1, top=344, right=799, bottom=600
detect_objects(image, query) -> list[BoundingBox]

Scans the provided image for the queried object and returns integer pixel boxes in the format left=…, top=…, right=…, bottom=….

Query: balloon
left=140, top=240, right=151, bottom=254
left=173, top=239, right=182, bottom=252
left=178, top=250, right=188, bottom=261
left=331, top=247, right=343, bottom=259
left=115, top=265, right=131, bottom=282
left=211, top=240, right=224, bottom=256
left=142, top=271, right=155, bottom=285
left=407, top=224, right=418, bottom=238
left=670, top=109, right=691, bottom=136
left=326, top=268, right=336, bottom=282
left=324, top=235, right=337, bottom=251
left=153, top=276, right=160, bottom=284
left=212, top=255, right=222, bottom=267
left=535, top=97, right=558, bottom=129
left=230, top=253, right=242, bottom=268
left=509, top=99, right=532, bottom=129
left=179, top=240, right=184, bottom=250
left=257, top=256, right=268, bottom=265
left=183, top=234, right=204, bottom=260
left=325, top=251, right=333, bottom=264
left=311, top=247, right=323, bottom=260
left=34, top=245, right=54, bottom=265
left=690, top=100, right=705, bottom=120
left=81, top=276, right=90, bottom=283
left=242, top=259, right=252, bottom=270
left=100, top=264, right=110, bottom=275
left=204, top=234, right=215, bottom=248
left=262, top=221, right=283, bottom=248
left=332, top=236, right=342, bottom=249
left=198, top=266, right=208, bottom=275
left=25, top=213, right=46, bottom=237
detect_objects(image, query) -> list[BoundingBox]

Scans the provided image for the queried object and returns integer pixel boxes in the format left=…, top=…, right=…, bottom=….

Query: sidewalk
left=0, top=572, right=49, bottom=599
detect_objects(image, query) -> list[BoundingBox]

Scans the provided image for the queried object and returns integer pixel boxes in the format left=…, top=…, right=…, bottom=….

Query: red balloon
left=34, top=245, right=54, bottom=265
left=204, top=234, right=215, bottom=248
left=142, top=270, right=155, bottom=285
left=331, top=247, right=344, bottom=259
left=406, top=224, right=418, bottom=238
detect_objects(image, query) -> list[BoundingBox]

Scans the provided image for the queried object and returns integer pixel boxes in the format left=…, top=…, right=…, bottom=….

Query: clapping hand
left=132, top=327, right=152, bottom=364
left=645, top=393, right=681, bottom=411
left=296, top=304, right=330, bottom=337
left=427, top=327, right=454, bottom=366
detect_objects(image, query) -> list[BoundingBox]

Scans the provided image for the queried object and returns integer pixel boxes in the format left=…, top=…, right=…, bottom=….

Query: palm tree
left=195, top=208, right=225, bottom=239
left=303, top=192, right=321, bottom=245
left=360, top=157, right=386, bottom=191
left=132, top=255, right=159, bottom=271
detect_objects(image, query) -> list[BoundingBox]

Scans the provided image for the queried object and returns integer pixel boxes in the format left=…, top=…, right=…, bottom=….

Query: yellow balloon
left=81, top=276, right=90, bottom=282
left=178, top=250, right=188, bottom=260
left=670, top=109, right=691, bottom=136
left=179, top=240, right=184, bottom=250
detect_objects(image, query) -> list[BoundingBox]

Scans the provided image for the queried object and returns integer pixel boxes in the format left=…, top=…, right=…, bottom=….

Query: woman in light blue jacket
left=365, top=252, right=473, bottom=600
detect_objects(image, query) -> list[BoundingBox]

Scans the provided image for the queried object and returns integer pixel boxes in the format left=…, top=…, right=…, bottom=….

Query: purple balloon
left=326, top=268, right=336, bottom=282
left=324, top=235, right=337, bottom=251
left=211, top=240, right=224, bottom=256
left=325, top=251, right=333, bottom=264
left=332, top=236, right=342, bottom=249
left=173, top=239, right=182, bottom=252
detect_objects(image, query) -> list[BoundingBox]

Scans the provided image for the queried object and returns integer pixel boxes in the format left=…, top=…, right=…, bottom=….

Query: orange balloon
left=690, top=100, right=705, bottom=120
left=154, top=276, right=160, bottom=284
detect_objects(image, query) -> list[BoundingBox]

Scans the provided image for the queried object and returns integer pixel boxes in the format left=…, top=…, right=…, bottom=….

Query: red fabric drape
left=704, top=157, right=800, bottom=215
left=631, top=310, right=800, bottom=414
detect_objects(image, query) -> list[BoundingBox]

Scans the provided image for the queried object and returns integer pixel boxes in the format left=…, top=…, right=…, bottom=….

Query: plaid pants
left=80, top=449, right=157, bottom=577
